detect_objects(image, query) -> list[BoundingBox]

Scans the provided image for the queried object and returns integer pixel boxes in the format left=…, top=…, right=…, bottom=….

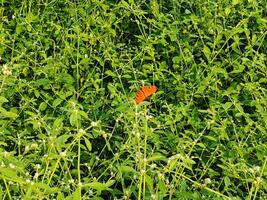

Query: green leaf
left=53, top=118, right=63, bottom=129
left=105, top=70, right=116, bottom=77
left=34, top=90, right=40, bottom=98
left=172, top=56, right=180, bottom=64
left=158, top=179, right=167, bottom=194
left=0, top=96, right=8, bottom=105
left=235, top=103, right=244, bottom=114
left=35, top=78, right=51, bottom=86
left=225, top=6, right=231, bottom=16
left=57, top=192, right=65, bottom=200
left=55, top=134, right=72, bottom=146
left=0, top=107, right=18, bottom=118
left=147, top=153, right=167, bottom=162
left=232, top=0, right=239, bottom=5
left=223, top=102, right=233, bottom=110
left=231, top=65, right=245, bottom=73
left=84, top=137, right=92, bottom=151
left=259, top=78, right=267, bottom=83
left=0, top=167, right=24, bottom=183
left=120, top=0, right=130, bottom=8
left=107, top=83, right=117, bottom=98
left=59, top=73, right=75, bottom=84
left=39, top=102, right=47, bottom=111
left=83, top=181, right=109, bottom=191
left=70, top=112, right=79, bottom=126
left=52, top=98, right=63, bottom=108
left=78, top=110, right=88, bottom=119
left=203, top=45, right=211, bottom=61
left=224, top=176, right=231, bottom=187
left=105, top=179, right=115, bottom=188
left=145, top=175, right=153, bottom=192
left=204, top=135, right=217, bottom=142
left=72, top=187, right=81, bottom=199
left=118, top=165, right=136, bottom=173
left=212, top=67, right=227, bottom=74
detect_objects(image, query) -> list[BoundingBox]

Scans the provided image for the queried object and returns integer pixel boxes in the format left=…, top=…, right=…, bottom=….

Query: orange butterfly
left=135, top=85, right=157, bottom=104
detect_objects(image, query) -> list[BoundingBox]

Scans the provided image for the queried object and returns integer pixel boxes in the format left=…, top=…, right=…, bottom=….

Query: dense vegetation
left=0, top=0, right=266, bottom=199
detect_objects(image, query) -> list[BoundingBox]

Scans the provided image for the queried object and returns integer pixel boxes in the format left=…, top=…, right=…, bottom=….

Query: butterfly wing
left=135, top=85, right=157, bottom=104
left=135, top=89, right=146, bottom=104
left=142, top=85, right=157, bottom=98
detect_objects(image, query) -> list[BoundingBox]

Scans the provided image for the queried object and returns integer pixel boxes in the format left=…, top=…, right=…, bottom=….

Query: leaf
left=39, top=102, right=47, bottom=111
left=203, top=45, right=211, bottom=61
left=212, top=67, right=227, bottom=75
left=118, top=165, right=136, bottom=173
left=105, top=70, right=116, bottom=77
left=107, top=83, right=117, bottom=98
left=224, top=176, right=231, bottom=187
left=55, top=134, right=72, bottom=146
left=0, top=167, right=24, bottom=183
left=145, top=175, right=153, bottom=192
left=172, top=56, right=180, bottom=64
left=120, top=0, right=130, bottom=8
left=259, top=78, right=267, bottom=83
left=235, top=103, right=244, bottom=114
left=35, top=78, right=51, bottom=86
left=158, top=179, right=167, bottom=194
left=204, top=135, right=217, bottom=142
left=231, top=65, right=245, bottom=73
left=225, top=6, right=231, bottom=15
left=57, top=192, right=65, bottom=200
left=184, top=157, right=196, bottom=167
left=59, top=73, right=75, bottom=85
left=83, top=181, right=109, bottom=191
left=105, top=179, right=115, bottom=188
left=196, top=85, right=206, bottom=94
left=78, top=110, right=88, bottom=119
left=185, top=9, right=191, bottom=14
left=223, top=102, right=233, bottom=110
left=116, top=103, right=129, bottom=112
left=80, top=32, right=89, bottom=41
left=122, top=74, right=131, bottom=79
left=0, top=96, right=8, bottom=105
left=34, top=90, right=40, bottom=98
left=262, top=180, right=267, bottom=192
left=70, top=112, right=80, bottom=126
left=84, top=137, right=92, bottom=151
left=52, top=98, right=63, bottom=108
left=147, top=153, right=167, bottom=162
left=232, top=0, right=239, bottom=5
left=16, top=24, right=25, bottom=34
left=72, top=187, right=81, bottom=199
left=168, top=158, right=178, bottom=172
left=53, top=117, right=63, bottom=129
left=0, top=107, right=18, bottom=118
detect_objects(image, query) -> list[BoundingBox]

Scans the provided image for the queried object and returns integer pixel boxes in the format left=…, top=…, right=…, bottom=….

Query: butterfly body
left=135, top=85, right=157, bottom=104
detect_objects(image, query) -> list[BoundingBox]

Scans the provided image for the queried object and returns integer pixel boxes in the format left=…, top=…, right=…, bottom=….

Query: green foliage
left=0, top=0, right=266, bottom=199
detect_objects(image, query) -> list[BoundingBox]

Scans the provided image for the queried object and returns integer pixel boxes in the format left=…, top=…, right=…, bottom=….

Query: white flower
left=2, top=64, right=12, bottom=76
left=68, top=179, right=74, bottom=184
left=60, top=151, right=67, bottom=158
left=9, top=163, right=15, bottom=169
left=204, top=178, right=212, bottom=184
left=26, top=179, right=31, bottom=184
left=91, top=121, right=98, bottom=127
